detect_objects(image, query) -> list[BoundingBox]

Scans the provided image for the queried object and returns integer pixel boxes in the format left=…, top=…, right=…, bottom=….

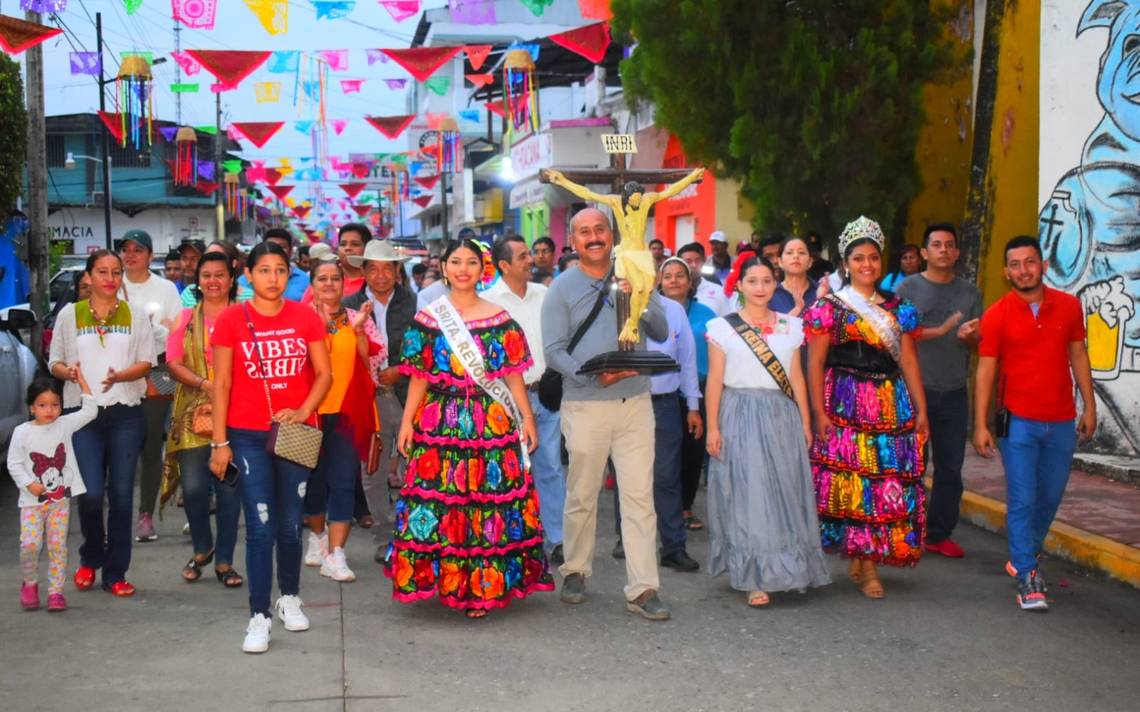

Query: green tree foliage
left=613, top=0, right=963, bottom=240
left=0, top=54, right=27, bottom=212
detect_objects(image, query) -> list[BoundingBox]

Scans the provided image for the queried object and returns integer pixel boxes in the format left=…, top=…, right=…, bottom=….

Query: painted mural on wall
left=1038, top=1, right=1140, bottom=457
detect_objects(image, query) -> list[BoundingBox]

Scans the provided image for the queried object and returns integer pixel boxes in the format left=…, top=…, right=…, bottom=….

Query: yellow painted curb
left=954, top=486, right=1140, bottom=589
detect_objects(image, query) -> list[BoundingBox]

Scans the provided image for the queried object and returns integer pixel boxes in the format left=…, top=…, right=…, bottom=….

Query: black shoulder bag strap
left=567, top=267, right=614, bottom=355
left=723, top=313, right=794, bottom=399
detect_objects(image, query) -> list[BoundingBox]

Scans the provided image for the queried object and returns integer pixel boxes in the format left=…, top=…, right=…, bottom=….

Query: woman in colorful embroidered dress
left=804, top=217, right=929, bottom=599
left=386, top=238, right=553, bottom=618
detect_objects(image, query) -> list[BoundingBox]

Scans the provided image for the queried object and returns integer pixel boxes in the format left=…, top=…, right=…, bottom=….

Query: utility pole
left=24, top=8, right=49, bottom=357
left=440, top=171, right=449, bottom=243
left=95, top=13, right=113, bottom=250
left=215, top=91, right=224, bottom=241
left=173, top=20, right=182, bottom=125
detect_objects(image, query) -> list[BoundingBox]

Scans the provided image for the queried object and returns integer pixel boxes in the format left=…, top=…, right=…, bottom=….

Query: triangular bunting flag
left=351, top=205, right=372, bottom=217
left=578, top=0, right=612, bottom=20
left=549, top=22, right=611, bottom=64
left=465, top=73, right=493, bottom=88
left=414, top=175, right=440, bottom=190
left=485, top=101, right=506, bottom=119
left=292, top=205, right=312, bottom=219
left=381, top=47, right=462, bottom=82
left=364, top=115, right=415, bottom=139
left=332, top=119, right=348, bottom=135
left=0, top=14, right=63, bottom=55
left=424, top=76, right=451, bottom=96
left=186, top=50, right=272, bottom=90
left=518, top=0, right=554, bottom=17
left=98, top=111, right=126, bottom=144
left=412, top=195, right=433, bottom=209
left=339, top=183, right=368, bottom=199
left=351, top=163, right=371, bottom=178
left=264, top=168, right=283, bottom=185
left=379, top=1, right=420, bottom=23
left=158, top=126, right=179, bottom=142
left=243, top=0, right=288, bottom=36
left=267, top=185, right=294, bottom=200
left=230, top=121, right=285, bottom=148
left=464, top=44, right=493, bottom=72
left=195, top=180, right=220, bottom=195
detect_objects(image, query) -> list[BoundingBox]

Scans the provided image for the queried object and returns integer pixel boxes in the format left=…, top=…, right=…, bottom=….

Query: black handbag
left=537, top=274, right=612, bottom=412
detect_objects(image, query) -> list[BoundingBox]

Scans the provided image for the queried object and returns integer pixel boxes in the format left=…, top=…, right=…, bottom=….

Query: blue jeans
left=615, top=391, right=687, bottom=556
left=925, top=387, right=969, bottom=543
left=529, top=392, right=565, bottom=550
left=180, top=445, right=242, bottom=566
left=998, top=416, right=1077, bottom=575
left=303, top=414, right=358, bottom=523
left=73, top=403, right=145, bottom=587
left=231, top=427, right=312, bottom=617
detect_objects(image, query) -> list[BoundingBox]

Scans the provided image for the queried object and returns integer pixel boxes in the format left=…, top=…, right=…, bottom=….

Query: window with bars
left=46, top=134, right=67, bottom=168
left=108, top=141, right=151, bottom=168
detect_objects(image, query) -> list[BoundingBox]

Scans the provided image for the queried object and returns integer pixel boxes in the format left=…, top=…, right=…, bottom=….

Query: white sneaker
left=304, top=531, right=328, bottom=567
left=242, top=613, right=272, bottom=653
left=274, top=595, right=310, bottom=632
left=320, top=547, right=356, bottom=582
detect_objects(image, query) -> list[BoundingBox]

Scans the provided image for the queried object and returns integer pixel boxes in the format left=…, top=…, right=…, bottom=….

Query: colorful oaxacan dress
left=384, top=309, right=554, bottom=610
left=803, top=292, right=926, bottom=566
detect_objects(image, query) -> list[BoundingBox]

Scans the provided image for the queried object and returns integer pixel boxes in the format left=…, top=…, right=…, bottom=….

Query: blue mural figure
left=1039, top=1, right=1140, bottom=456
left=0, top=214, right=30, bottom=310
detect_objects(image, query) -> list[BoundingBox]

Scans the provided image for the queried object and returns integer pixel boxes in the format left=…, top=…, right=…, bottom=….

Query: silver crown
left=837, top=216, right=885, bottom=256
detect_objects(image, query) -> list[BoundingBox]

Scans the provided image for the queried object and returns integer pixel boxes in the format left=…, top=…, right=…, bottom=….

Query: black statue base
left=576, top=350, right=680, bottom=376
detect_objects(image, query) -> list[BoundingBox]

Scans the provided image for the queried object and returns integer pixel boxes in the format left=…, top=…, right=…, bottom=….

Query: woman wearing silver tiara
left=704, top=255, right=830, bottom=607
left=803, top=217, right=929, bottom=599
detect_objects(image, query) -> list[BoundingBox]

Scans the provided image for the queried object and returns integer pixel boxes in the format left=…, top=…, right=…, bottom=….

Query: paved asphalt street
left=0, top=480, right=1137, bottom=712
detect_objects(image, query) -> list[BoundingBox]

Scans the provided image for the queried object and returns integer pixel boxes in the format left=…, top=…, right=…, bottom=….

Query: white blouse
left=705, top=314, right=804, bottom=390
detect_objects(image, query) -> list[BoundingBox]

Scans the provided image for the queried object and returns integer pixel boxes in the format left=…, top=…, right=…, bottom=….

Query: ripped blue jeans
left=230, top=427, right=313, bottom=617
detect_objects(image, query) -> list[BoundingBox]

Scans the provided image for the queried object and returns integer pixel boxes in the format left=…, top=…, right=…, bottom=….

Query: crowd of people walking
left=8, top=207, right=1097, bottom=652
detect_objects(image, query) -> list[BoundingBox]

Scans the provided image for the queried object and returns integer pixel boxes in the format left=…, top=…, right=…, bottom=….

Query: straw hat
left=346, top=240, right=409, bottom=267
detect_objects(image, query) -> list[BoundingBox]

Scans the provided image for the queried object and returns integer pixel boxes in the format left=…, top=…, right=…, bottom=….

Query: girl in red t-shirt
left=208, top=242, right=331, bottom=654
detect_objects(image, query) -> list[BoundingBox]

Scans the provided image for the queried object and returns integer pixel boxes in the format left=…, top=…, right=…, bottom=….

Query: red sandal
left=107, top=581, right=136, bottom=597
left=74, top=566, right=96, bottom=591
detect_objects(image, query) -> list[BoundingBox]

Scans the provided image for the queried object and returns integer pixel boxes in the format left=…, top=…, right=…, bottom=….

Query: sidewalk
left=956, top=450, right=1140, bottom=588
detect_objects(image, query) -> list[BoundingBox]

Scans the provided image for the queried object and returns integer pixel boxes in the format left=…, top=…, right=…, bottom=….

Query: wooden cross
left=540, top=152, right=698, bottom=193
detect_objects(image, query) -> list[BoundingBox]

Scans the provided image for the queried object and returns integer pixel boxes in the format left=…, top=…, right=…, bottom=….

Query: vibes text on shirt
left=241, top=330, right=310, bottom=387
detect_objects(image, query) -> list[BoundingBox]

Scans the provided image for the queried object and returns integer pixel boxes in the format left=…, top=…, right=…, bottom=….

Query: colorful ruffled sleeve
left=802, top=298, right=835, bottom=337
left=399, top=319, right=435, bottom=379
left=894, top=299, right=921, bottom=335
left=485, top=318, right=533, bottom=378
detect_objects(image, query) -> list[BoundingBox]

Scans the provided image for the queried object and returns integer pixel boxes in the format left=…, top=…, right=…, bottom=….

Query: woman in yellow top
left=302, top=260, right=381, bottom=582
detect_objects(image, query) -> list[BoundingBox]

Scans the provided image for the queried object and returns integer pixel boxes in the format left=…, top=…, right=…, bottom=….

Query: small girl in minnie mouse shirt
left=7, top=372, right=97, bottom=612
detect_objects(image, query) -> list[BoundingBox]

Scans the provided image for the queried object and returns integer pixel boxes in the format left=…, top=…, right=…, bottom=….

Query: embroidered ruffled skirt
left=809, top=363, right=926, bottom=566
left=384, top=312, right=554, bottom=610
left=707, top=388, right=831, bottom=592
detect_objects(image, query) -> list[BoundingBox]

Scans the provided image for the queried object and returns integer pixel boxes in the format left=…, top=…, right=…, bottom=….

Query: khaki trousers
left=560, top=393, right=660, bottom=601
left=361, top=389, right=405, bottom=543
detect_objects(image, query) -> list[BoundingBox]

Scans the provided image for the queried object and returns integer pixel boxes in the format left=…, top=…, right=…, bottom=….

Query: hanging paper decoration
left=195, top=180, right=219, bottom=195
left=243, top=0, right=288, bottom=35
left=264, top=168, right=283, bottom=185
left=578, top=0, right=612, bottom=20
left=381, top=47, right=462, bottom=82
left=230, top=121, right=285, bottom=148
left=295, top=120, right=314, bottom=134
left=0, top=14, right=63, bottom=55
left=351, top=204, right=372, bottom=218
left=339, top=183, right=367, bottom=200
left=313, top=0, right=354, bottom=19
left=170, top=51, right=201, bottom=76
left=255, top=81, right=281, bottom=103
left=123, top=0, right=144, bottom=14
left=318, top=49, right=349, bottom=72
left=365, top=48, right=387, bottom=66
left=437, top=117, right=462, bottom=173
left=383, top=78, right=407, bottom=90
left=267, top=185, right=294, bottom=200
left=20, top=1, right=68, bottom=12
left=170, top=83, right=199, bottom=93
left=550, top=22, right=611, bottom=64
left=364, top=115, right=415, bottom=139
left=173, top=127, right=198, bottom=186
left=185, top=50, right=271, bottom=90
left=196, top=160, right=215, bottom=181
left=69, top=52, right=101, bottom=76
left=518, top=0, right=554, bottom=16
left=301, top=80, right=321, bottom=102
left=458, top=109, right=481, bottom=123
left=484, top=100, right=506, bottom=119
left=222, top=159, right=244, bottom=174
left=379, top=0, right=420, bottom=22
left=267, top=50, right=299, bottom=73
left=424, top=75, right=451, bottom=96
left=414, top=174, right=439, bottom=191
left=115, top=56, right=155, bottom=149
left=465, top=73, right=493, bottom=88
left=449, top=0, right=495, bottom=24
left=412, top=195, right=433, bottom=209
left=122, top=51, right=154, bottom=63
left=351, top=162, right=371, bottom=179
left=225, top=174, right=241, bottom=215
left=194, top=124, right=218, bottom=135
left=502, top=49, right=538, bottom=136
left=340, top=79, right=363, bottom=93
left=172, top=0, right=218, bottom=29
left=332, top=119, right=348, bottom=135
left=158, top=126, right=178, bottom=142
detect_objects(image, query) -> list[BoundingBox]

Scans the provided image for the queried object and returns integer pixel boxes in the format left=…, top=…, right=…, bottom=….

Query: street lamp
left=64, top=152, right=113, bottom=250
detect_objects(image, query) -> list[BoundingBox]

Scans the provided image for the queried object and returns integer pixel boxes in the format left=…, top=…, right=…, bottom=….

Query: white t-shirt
left=694, top=277, right=731, bottom=316
left=7, top=395, right=97, bottom=508
left=705, top=314, right=804, bottom=390
left=122, top=273, right=182, bottom=356
left=484, top=280, right=547, bottom=384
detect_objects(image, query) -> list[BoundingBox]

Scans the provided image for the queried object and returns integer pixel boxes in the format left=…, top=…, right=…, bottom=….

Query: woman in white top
left=48, top=249, right=156, bottom=597
left=704, top=255, right=830, bottom=607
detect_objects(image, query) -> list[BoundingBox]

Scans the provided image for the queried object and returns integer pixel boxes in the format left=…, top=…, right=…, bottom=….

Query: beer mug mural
left=1038, top=1, right=1140, bottom=455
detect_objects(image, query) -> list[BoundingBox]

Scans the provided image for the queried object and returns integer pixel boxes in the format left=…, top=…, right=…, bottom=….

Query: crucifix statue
left=540, top=162, right=705, bottom=347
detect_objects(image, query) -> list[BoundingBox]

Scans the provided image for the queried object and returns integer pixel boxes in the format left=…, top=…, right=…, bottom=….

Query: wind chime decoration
left=225, top=173, right=243, bottom=218
left=115, top=56, right=155, bottom=149
left=173, top=127, right=198, bottom=186
left=503, top=49, right=538, bottom=137
left=437, top=117, right=462, bottom=174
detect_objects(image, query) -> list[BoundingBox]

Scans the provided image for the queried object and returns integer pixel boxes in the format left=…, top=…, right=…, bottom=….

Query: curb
left=956, top=487, right=1140, bottom=590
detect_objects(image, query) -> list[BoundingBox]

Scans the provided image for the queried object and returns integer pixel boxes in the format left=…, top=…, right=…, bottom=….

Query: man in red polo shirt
left=973, top=235, right=1096, bottom=612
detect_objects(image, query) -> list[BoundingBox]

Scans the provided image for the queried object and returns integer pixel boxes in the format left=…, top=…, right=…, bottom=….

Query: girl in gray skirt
left=704, top=256, right=830, bottom=606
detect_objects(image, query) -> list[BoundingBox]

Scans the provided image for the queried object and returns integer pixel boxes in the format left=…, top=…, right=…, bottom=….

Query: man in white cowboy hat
left=342, top=240, right=416, bottom=562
